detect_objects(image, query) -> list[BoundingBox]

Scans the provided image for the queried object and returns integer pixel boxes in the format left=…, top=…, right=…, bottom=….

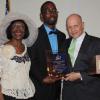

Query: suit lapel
left=39, top=25, right=66, bottom=53
left=74, top=34, right=91, bottom=67
left=66, top=38, right=73, bottom=71
left=56, top=30, right=61, bottom=51
left=39, top=25, right=52, bottom=51
left=57, top=30, right=66, bottom=52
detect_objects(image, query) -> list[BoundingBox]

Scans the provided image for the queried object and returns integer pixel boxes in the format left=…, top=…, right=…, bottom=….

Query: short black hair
left=6, top=19, right=29, bottom=39
left=40, top=1, right=56, bottom=14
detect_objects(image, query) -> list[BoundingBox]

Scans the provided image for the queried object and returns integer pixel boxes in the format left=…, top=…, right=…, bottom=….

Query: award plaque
left=46, top=50, right=68, bottom=77
left=88, top=55, right=100, bottom=75
left=96, top=55, right=100, bottom=74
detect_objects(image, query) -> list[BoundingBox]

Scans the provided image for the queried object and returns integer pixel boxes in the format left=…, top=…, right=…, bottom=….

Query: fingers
left=43, top=76, right=60, bottom=84
left=64, top=72, right=81, bottom=81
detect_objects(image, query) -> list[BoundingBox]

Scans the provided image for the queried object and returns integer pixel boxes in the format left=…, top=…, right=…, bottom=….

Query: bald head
left=66, top=14, right=84, bottom=38
left=67, top=14, right=82, bottom=24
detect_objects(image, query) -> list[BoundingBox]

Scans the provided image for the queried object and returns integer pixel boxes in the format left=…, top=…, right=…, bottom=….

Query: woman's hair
left=6, top=19, right=29, bottom=39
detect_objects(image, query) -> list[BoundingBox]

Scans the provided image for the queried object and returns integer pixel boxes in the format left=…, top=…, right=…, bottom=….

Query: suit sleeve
left=28, top=40, right=47, bottom=84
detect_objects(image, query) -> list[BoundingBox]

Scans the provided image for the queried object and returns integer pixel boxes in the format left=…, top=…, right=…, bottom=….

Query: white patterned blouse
left=0, top=44, right=35, bottom=99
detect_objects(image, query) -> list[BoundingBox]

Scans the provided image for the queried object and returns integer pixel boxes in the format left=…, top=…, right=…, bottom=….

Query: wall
left=0, top=0, right=100, bottom=38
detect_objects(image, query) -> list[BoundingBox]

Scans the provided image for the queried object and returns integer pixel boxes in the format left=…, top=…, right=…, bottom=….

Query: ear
left=82, top=22, right=84, bottom=26
left=82, top=22, right=84, bottom=30
left=40, top=13, right=44, bottom=22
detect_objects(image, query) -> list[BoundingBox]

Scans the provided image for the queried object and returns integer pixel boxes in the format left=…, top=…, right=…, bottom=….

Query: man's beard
left=45, top=18, right=57, bottom=25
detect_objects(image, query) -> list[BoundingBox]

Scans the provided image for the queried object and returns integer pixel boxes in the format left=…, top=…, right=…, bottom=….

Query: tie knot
left=72, top=38, right=76, bottom=43
left=70, top=39, right=77, bottom=49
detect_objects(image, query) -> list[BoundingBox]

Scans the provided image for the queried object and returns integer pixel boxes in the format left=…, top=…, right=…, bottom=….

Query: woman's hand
left=0, top=85, right=4, bottom=100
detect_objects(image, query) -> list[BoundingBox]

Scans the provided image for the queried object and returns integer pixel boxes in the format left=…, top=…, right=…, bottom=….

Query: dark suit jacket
left=62, top=33, right=100, bottom=100
left=28, top=25, right=66, bottom=100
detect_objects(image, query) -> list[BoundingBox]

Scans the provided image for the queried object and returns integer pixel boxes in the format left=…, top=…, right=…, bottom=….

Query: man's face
left=41, top=3, right=58, bottom=26
left=66, top=15, right=84, bottom=38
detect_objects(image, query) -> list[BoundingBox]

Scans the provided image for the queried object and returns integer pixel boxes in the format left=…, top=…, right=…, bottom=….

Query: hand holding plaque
left=46, top=50, right=68, bottom=78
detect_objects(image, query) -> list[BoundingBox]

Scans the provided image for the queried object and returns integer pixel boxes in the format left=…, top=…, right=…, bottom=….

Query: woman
left=0, top=12, right=38, bottom=100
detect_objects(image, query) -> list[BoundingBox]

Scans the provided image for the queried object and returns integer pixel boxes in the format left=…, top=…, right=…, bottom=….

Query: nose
left=71, top=27, right=75, bottom=32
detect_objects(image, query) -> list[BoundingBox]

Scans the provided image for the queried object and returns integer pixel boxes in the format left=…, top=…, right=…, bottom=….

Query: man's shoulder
left=56, top=29, right=66, bottom=38
left=87, top=34, right=100, bottom=42
left=66, top=37, right=72, bottom=42
left=38, top=25, right=45, bottom=31
left=56, top=29, right=64, bottom=34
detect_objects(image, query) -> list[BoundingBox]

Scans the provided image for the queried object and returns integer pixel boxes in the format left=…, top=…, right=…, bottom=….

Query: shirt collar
left=44, top=24, right=56, bottom=35
left=75, top=32, right=86, bottom=42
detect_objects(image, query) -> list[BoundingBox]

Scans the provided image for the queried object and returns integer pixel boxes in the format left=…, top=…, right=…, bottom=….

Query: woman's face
left=11, top=21, right=25, bottom=40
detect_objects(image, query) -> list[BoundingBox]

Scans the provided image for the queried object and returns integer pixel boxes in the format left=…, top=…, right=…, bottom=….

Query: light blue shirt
left=44, top=25, right=58, bottom=53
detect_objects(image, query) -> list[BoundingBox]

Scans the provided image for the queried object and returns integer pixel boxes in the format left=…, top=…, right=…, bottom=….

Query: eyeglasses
left=42, top=9, right=59, bottom=14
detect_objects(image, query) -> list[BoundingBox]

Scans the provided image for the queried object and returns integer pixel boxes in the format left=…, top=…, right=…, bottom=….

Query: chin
left=15, top=37, right=23, bottom=40
left=47, top=19, right=57, bottom=25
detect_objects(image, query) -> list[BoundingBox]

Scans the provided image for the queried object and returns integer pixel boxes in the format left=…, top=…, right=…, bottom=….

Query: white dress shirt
left=73, top=32, right=86, bottom=66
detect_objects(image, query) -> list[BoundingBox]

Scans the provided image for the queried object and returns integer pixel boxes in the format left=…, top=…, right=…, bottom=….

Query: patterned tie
left=68, top=39, right=76, bottom=66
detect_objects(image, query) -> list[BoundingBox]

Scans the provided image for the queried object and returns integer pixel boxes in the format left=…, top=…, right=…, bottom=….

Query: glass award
left=46, top=50, right=68, bottom=77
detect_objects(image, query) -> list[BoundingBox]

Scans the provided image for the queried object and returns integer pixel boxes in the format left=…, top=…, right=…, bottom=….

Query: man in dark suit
left=62, top=14, right=100, bottom=100
left=28, top=1, right=66, bottom=100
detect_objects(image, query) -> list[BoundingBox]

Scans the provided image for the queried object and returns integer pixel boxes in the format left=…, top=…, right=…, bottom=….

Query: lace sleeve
left=0, top=48, right=4, bottom=78
left=0, top=45, right=15, bottom=78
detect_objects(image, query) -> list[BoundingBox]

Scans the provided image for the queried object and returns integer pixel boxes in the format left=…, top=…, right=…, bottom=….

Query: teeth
left=16, top=32, right=21, bottom=34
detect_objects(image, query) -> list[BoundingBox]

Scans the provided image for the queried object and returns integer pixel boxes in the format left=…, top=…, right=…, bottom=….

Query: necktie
left=68, top=39, right=76, bottom=66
